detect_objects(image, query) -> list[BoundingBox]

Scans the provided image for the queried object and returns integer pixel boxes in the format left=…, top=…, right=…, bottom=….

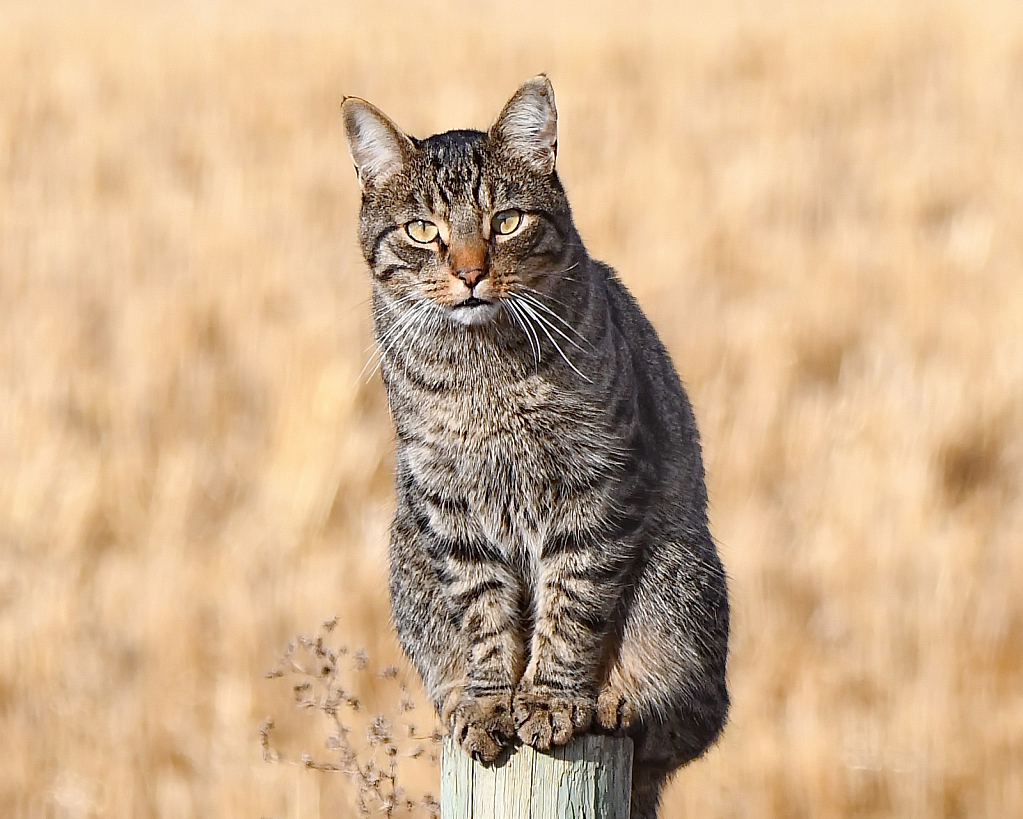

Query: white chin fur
left=448, top=303, right=500, bottom=326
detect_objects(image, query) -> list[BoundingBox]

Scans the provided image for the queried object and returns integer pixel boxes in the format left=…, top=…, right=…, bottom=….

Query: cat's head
left=342, top=76, right=577, bottom=328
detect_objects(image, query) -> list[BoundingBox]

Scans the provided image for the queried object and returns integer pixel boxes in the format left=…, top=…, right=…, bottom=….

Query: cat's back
left=592, top=262, right=710, bottom=529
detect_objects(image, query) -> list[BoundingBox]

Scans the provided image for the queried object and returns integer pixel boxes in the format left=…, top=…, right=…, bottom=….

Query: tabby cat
left=341, top=76, right=729, bottom=818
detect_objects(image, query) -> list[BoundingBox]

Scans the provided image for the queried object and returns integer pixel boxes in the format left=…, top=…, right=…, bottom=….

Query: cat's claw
left=513, top=683, right=594, bottom=750
left=443, top=691, right=515, bottom=764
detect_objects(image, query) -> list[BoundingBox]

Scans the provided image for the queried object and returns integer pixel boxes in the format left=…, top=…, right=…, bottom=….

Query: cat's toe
left=596, top=687, right=638, bottom=732
left=513, top=685, right=593, bottom=750
left=445, top=691, right=515, bottom=764
left=459, top=722, right=505, bottom=764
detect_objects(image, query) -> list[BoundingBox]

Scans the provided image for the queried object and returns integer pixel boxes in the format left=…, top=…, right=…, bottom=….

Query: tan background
left=2, top=1, right=1021, bottom=816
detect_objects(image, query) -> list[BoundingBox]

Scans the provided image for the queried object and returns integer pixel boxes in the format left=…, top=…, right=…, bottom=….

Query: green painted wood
left=441, top=735, right=632, bottom=819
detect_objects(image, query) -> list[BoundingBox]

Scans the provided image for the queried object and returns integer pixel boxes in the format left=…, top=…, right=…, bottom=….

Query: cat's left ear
left=490, top=75, right=558, bottom=174
left=341, top=97, right=415, bottom=189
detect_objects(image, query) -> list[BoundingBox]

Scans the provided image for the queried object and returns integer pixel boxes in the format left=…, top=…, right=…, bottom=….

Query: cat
left=341, top=76, right=729, bottom=819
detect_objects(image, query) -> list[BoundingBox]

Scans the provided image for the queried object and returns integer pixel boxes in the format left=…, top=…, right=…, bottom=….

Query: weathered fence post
left=441, top=734, right=633, bottom=818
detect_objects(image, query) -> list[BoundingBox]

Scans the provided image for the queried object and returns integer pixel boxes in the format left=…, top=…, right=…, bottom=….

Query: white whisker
left=516, top=299, right=591, bottom=383
left=517, top=294, right=588, bottom=352
left=360, top=298, right=433, bottom=382
left=395, top=302, right=441, bottom=362
left=383, top=301, right=435, bottom=355
left=501, top=302, right=529, bottom=364
left=371, top=301, right=424, bottom=354
left=366, top=294, right=423, bottom=352
left=517, top=291, right=589, bottom=348
left=517, top=284, right=575, bottom=313
left=506, top=299, right=542, bottom=366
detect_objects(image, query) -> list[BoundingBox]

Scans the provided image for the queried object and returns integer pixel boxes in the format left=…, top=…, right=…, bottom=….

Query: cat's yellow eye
left=406, top=220, right=439, bottom=243
left=492, top=209, right=522, bottom=236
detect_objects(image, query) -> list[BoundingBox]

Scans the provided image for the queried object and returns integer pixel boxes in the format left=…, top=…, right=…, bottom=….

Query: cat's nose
left=455, top=267, right=488, bottom=289
left=449, top=240, right=488, bottom=290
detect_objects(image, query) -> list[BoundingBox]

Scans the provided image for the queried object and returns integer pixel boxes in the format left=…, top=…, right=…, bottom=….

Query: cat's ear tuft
left=341, top=97, right=413, bottom=189
left=490, top=75, right=558, bottom=174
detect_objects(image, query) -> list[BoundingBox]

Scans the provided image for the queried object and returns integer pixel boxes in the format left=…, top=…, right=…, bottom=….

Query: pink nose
left=455, top=267, right=488, bottom=289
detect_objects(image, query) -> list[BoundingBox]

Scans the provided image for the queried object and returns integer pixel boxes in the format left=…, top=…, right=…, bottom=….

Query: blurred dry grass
left=2, top=1, right=1022, bottom=816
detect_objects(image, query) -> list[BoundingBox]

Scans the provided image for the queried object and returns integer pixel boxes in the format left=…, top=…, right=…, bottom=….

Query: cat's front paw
left=442, top=689, right=515, bottom=764
left=513, top=681, right=594, bottom=750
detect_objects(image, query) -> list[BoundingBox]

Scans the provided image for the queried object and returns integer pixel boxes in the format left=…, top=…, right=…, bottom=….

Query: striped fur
left=342, top=77, right=729, bottom=818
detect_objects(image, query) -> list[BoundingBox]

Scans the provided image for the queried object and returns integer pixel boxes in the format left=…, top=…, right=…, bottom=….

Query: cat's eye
left=406, top=220, right=439, bottom=243
left=491, top=209, right=522, bottom=236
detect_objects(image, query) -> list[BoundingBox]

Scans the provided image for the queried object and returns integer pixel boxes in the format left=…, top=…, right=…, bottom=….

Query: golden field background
left=2, top=1, right=1022, bottom=816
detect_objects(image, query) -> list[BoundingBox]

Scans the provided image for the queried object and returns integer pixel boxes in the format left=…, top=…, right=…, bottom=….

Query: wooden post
left=441, top=735, right=633, bottom=818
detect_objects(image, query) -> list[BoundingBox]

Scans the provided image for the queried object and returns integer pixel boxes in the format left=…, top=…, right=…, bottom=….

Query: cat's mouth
left=449, top=296, right=499, bottom=326
left=455, top=296, right=491, bottom=309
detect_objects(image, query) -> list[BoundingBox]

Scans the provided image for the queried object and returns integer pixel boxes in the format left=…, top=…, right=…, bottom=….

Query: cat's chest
left=406, top=390, right=564, bottom=503
left=396, top=382, right=611, bottom=556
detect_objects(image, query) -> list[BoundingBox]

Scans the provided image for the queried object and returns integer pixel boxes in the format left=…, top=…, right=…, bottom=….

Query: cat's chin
left=447, top=301, right=501, bottom=327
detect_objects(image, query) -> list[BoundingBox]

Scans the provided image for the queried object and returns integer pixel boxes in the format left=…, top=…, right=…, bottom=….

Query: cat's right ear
left=341, top=97, right=414, bottom=189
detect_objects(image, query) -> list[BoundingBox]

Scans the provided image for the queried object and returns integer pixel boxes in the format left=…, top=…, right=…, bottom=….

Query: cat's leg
left=390, top=511, right=525, bottom=763
left=595, top=536, right=729, bottom=814
left=440, top=553, right=527, bottom=764
left=513, top=533, right=630, bottom=749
